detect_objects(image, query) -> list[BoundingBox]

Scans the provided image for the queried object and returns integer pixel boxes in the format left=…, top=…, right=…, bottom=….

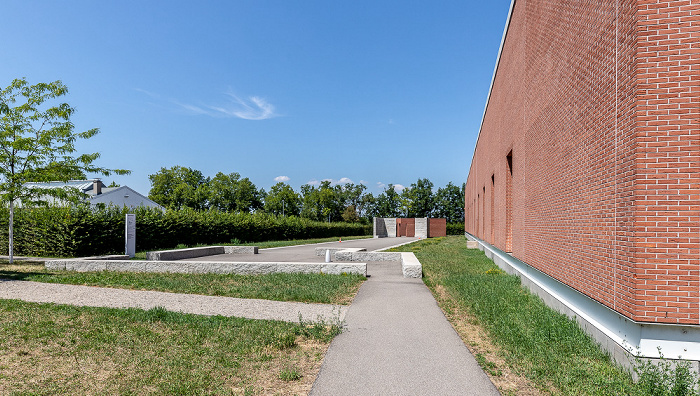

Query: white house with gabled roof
left=23, top=179, right=163, bottom=209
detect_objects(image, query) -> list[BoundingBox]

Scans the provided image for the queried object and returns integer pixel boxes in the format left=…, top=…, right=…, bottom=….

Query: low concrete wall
left=46, top=259, right=366, bottom=276
left=146, top=246, right=258, bottom=261
left=334, top=251, right=402, bottom=262
left=314, top=247, right=366, bottom=257
left=80, top=255, right=131, bottom=260
left=401, top=253, right=422, bottom=278
left=224, top=246, right=258, bottom=255
left=331, top=249, right=421, bottom=278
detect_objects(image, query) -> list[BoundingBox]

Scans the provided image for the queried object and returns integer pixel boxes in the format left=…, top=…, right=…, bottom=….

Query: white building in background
left=23, top=179, right=163, bottom=209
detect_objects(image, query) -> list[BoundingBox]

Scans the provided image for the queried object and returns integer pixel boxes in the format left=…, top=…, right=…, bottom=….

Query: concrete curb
left=45, top=259, right=366, bottom=276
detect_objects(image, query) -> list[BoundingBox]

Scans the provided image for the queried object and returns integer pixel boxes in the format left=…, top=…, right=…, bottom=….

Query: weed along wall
left=465, top=0, right=699, bottom=369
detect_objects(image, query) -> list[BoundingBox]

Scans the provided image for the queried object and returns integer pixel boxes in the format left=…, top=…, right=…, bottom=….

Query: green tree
left=264, top=182, right=300, bottom=216
left=300, top=181, right=343, bottom=222
left=342, top=204, right=360, bottom=222
left=358, top=192, right=377, bottom=221
left=374, top=185, right=402, bottom=217
left=403, top=178, right=434, bottom=218
left=148, top=166, right=209, bottom=210
left=209, top=172, right=264, bottom=213
left=434, top=182, right=465, bottom=223
left=232, top=176, right=264, bottom=213
left=0, top=78, right=129, bottom=263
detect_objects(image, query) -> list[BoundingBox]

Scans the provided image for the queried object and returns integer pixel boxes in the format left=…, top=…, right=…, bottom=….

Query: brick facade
left=466, top=0, right=699, bottom=324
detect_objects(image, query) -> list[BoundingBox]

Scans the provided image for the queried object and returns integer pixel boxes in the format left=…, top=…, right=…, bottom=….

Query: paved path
left=186, top=237, right=420, bottom=262
left=0, top=279, right=345, bottom=323
left=310, top=262, right=500, bottom=396
left=1, top=238, right=500, bottom=394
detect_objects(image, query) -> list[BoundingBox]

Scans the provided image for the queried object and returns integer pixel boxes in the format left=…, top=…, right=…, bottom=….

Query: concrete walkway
left=0, top=279, right=346, bottom=323
left=310, top=262, right=500, bottom=395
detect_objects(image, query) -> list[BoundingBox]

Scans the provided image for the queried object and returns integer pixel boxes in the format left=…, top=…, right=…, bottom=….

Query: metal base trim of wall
left=465, top=232, right=700, bottom=372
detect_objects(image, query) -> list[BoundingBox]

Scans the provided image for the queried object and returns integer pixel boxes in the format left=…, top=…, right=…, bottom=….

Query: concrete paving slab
left=310, top=262, right=500, bottom=396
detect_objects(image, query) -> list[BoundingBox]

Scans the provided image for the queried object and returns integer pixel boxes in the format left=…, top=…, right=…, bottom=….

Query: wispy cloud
left=307, top=179, right=320, bottom=186
left=274, top=175, right=290, bottom=182
left=393, top=184, right=406, bottom=192
left=208, top=93, right=278, bottom=120
left=377, top=182, right=386, bottom=189
left=136, top=88, right=279, bottom=120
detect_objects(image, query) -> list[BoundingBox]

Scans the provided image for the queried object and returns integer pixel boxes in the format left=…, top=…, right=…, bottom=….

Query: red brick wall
left=428, top=218, right=447, bottom=238
left=466, top=0, right=700, bottom=324
left=397, top=218, right=416, bottom=237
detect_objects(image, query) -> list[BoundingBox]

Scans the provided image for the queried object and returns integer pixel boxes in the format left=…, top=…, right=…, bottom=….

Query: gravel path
left=0, top=279, right=346, bottom=323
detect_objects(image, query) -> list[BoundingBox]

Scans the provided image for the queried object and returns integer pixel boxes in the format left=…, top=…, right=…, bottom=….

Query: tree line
left=147, top=166, right=466, bottom=224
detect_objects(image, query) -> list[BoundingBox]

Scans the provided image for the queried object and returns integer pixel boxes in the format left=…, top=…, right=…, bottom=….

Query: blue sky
left=1, top=0, right=511, bottom=195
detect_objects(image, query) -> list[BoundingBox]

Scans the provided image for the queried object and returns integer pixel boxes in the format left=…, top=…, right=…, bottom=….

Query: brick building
left=465, top=0, right=699, bottom=367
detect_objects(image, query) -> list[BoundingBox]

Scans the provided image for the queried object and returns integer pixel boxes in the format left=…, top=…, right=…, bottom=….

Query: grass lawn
left=0, top=300, right=339, bottom=395
left=0, top=237, right=369, bottom=394
left=389, top=236, right=637, bottom=395
left=0, top=262, right=365, bottom=305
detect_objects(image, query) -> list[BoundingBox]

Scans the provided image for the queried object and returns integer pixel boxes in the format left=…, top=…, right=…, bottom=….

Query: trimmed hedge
left=0, top=206, right=371, bottom=258
left=446, top=222, right=465, bottom=235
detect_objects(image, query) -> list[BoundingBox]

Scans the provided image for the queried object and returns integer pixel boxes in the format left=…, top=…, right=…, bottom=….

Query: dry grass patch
left=0, top=300, right=342, bottom=395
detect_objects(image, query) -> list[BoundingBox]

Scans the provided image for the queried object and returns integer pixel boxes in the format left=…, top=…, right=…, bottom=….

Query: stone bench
left=146, top=246, right=258, bottom=261
left=314, top=247, right=366, bottom=257
left=45, top=259, right=366, bottom=276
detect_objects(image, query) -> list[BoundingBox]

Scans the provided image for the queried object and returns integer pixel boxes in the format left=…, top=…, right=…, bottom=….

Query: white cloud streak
left=137, top=88, right=279, bottom=121
left=393, top=184, right=406, bottom=192
left=274, top=176, right=290, bottom=182
left=210, top=93, right=277, bottom=120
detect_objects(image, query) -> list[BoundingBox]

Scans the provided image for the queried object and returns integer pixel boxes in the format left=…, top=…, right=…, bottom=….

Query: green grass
left=389, top=236, right=638, bottom=395
left=0, top=299, right=339, bottom=395
left=0, top=262, right=365, bottom=305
